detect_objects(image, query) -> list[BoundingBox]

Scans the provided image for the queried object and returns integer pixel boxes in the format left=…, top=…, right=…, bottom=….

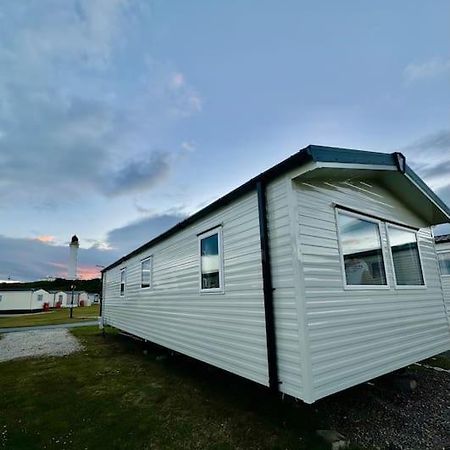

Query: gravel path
left=317, top=366, right=450, bottom=450
left=0, top=329, right=83, bottom=362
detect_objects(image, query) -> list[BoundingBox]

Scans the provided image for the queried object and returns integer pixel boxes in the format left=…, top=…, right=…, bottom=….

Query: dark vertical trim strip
left=99, top=272, right=104, bottom=319
left=256, top=180, right=279, bottom=392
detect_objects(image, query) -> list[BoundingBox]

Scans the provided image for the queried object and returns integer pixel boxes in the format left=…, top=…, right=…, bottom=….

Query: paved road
left=0, top=321, right=98, bottom=334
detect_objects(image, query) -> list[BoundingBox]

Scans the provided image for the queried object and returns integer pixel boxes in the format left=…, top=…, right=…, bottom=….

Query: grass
left=0, top=305, right=99, bottom=329
left=0, top=327, right=345, bottom=450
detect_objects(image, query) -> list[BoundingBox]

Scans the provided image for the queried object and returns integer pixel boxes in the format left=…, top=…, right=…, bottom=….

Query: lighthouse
left=68, top=235, right=79, bottom=280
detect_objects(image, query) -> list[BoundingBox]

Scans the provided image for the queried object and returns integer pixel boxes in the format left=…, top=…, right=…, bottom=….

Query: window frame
left=198, top=226, right=224, bottom=294
left=120, top=268, right=126, bottom=297
left=335, top=208, right=390, bottom=290
left=386, top=223, right=426, bottom=289
left=140, top=256, right=153, bottom=289
left=37, top=294, right=44, bottom=302
left=438, top=251, right=450, bottom=277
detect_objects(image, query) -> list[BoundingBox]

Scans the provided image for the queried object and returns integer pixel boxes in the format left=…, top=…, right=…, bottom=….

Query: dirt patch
left=0, top=329, right=83, bottom=362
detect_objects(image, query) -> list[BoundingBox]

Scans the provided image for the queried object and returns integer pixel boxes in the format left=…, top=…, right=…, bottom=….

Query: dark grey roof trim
left=102, top=145, right=450, bottom=272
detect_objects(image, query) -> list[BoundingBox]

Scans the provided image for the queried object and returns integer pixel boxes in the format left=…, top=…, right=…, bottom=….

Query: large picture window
left=120, top=268, right=126, bottom=296
left=199, top=227, right=223, bottom=291
left=141, top=257, right=152, bottom=288
left=438, top=252, right=450, bottom=276
left=337, top=211, right=387, bottom=286
left=388, top=226, right=424, bottom=286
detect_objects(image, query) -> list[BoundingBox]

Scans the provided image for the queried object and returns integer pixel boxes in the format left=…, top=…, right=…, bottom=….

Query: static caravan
left=435, top=234, right=450, bottom=319
left=62, top=291, right=89, bottom=307
left=48, top=291, right=67, bottom=307
left=102, top=145, right=450, bottom=403
left=87, top=293, right=99, bottom=305
left=0, top=288, right=50, bottom=314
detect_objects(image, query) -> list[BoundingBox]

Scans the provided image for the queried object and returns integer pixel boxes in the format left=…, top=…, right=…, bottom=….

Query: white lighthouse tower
left=68, top=235, right=79, bottom=280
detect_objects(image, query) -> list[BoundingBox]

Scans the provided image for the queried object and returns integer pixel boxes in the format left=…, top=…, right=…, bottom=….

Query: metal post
left=70, top=284, right=75, bottom=319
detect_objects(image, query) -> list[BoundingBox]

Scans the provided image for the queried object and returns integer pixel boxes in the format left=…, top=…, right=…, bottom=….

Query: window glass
left=37, top=294, right=43, bottom=301
left=388, top=226, right=424, bottom=285
left=58, top=295, right=63, bottom=302
left=438, top=252, right=450, bottom=275
left=141, top=258, right=152, bottom=288
left=200, top=232, right=221, bottom=290
left=337, top=212, right=387, bottom=286
left=120, top=269, right=126, bottom=296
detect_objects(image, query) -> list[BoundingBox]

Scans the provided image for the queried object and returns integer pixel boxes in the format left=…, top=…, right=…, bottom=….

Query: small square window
left=37, top=294, right=44, bottom=302
left=141, top=257, right=152, bottom=288
left=336, top=211, right=387, bottom=287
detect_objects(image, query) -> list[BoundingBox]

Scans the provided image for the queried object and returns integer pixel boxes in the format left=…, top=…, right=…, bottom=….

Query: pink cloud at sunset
left=47, top=262, right=100, bottom=280
left=35, top=235, right=56, bottom=243
left=77, top=265, right=101, bottom=280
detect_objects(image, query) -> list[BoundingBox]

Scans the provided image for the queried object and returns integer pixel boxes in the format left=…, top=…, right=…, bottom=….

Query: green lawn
left=0, top=305, right=99, bottom=328
left=0, top=327, right=338, bottom=450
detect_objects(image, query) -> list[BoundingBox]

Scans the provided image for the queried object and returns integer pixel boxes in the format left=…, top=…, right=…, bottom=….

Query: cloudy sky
left=0, top=0, right=449, bottom=281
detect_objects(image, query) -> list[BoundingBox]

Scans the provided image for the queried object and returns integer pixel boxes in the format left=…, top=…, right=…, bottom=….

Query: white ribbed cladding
left=435, top=240, right=450, bottom=322
left=103, top=191, right=270, bottom=386
left=294, top=177, right=450, bottom=401
left=266, top=177, right=304, bottom=399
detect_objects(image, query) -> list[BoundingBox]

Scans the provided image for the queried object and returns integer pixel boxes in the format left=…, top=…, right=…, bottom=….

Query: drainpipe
left=256, top=180, right=279, bottom=392
left=99, top=271, right=105, bottom=335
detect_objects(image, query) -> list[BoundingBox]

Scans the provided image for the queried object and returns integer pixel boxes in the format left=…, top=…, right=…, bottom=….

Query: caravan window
left=438, top=252, right=450, bottom=275
left=141, top=257, right=152, bottom=288
left=199, top=227, right=223, bottom=292
left=120, top=269, right=126, bottom=296
left=37, top=294, right=43, bottom=301
left=337, top=211, right=387, bottom=286
left=387, top=226, right=424, bottom=286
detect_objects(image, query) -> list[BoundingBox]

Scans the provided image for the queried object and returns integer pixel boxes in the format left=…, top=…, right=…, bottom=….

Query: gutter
left=256, top=180, right=279, bottom=392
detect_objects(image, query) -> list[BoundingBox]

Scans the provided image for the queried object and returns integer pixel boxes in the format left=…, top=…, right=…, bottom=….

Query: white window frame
left=335, top=208, right=390, bottom=290
left=141, top=256, right=153, bottom=289
left=198, top=226, right=224, bottom=294
left=120, top=268, right=126, bottom=297
left=37, top=294, right=44, bottom=302
left=386, top=223, right=426, bottom=289
left=438, top=251, right=450, bottom=277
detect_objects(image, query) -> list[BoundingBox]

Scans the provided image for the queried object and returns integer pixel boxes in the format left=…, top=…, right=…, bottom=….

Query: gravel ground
left=0, top=329, right=83, bottom=362
left=316, top=366, right=450, bottom=450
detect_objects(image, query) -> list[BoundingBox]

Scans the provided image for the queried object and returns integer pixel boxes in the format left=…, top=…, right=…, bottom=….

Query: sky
left=0, top=0, right=449, bottom=281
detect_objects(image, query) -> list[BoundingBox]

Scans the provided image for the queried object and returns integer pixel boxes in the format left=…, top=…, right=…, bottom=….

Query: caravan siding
left=294, top=177, right=450, bottom=401
left=0, top=291, right=33, bottom=312
left=0, top=289, right=49, bottom=313
left=266, top=176, right=305, bottom=399
left=103, top=191, right=270, bottom=386
left=436, top=240, right=450, bottom=321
